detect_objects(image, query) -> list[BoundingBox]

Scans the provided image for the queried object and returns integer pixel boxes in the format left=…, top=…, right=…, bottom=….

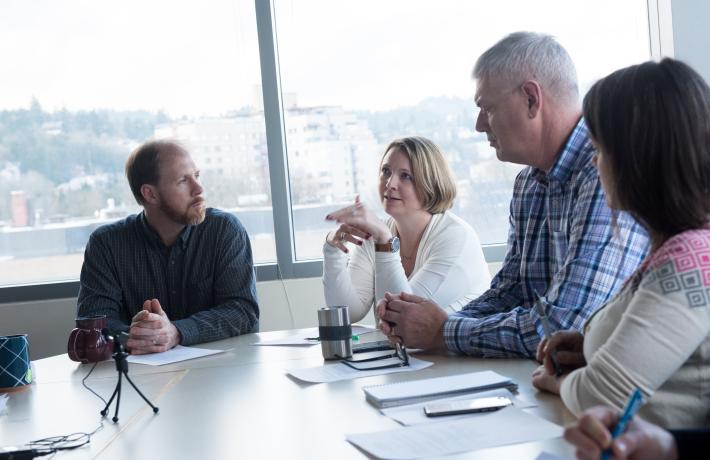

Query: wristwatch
left=374, top=236, right=400, bottom=253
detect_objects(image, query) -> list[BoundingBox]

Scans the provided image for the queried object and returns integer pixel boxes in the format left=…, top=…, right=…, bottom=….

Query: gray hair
left=473, top=31, right=579, bottom=102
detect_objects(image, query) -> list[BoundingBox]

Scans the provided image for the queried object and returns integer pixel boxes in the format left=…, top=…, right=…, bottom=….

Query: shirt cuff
left=443, top=315, right=472, bottom=354
left=374, top=250, right=400, bottom=263
left=172, top=318, right=200, bottom=346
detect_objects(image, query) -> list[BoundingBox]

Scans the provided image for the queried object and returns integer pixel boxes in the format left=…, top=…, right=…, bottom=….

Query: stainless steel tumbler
left=317, top=306, right=352, bottom=360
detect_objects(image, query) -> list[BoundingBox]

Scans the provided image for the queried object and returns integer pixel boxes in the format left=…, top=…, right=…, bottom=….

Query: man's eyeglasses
left=339, top=343, right=409, bottom=371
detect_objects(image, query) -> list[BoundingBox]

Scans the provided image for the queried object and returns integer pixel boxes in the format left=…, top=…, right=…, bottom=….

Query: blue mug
left=0, top=334, right=32, bottom=391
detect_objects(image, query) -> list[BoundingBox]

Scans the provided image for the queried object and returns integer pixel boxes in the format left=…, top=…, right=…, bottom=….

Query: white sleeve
left=375, top=220, right=490, bottom=312
left=322, top=241, right=376, bottom=323
left=560, top=272, right=710, bottom=416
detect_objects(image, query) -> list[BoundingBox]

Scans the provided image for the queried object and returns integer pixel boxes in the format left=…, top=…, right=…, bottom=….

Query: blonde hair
left=380, top=137, right=457, bottom=213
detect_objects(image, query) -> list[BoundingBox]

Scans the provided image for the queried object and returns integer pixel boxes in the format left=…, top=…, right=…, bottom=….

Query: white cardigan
left=322, top=211, right=491, bottom=323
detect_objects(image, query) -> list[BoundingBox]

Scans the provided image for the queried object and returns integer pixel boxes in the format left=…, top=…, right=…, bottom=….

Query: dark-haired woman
left=533, top=58, right=710, bottom=428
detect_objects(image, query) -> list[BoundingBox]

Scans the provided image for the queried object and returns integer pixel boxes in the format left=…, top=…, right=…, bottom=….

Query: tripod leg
left=123, top=372, right=160, bottom=413
left=101, top=382, right=120, bottom=417
left=112, top=371, right=122, bottom=423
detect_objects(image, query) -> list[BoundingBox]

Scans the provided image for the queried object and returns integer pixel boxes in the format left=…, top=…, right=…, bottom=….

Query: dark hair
left=125, top=139, right=184, bottom=205
left=583, top=58, right=710, bottom=240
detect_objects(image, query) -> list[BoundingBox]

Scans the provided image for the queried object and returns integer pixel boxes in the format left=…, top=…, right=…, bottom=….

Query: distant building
left=153, top=105, right=380, bottom=206
left=155, top=116, right=268, bottom=182
left=10, top=190, right=28, bottom=227
left=284, top=105, right=380, bottom=204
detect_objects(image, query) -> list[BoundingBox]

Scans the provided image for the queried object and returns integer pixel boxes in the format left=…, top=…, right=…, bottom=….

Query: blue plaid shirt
left=444, top=119, right=649, bottom=358
left=77, top=208, right=259, bottom=345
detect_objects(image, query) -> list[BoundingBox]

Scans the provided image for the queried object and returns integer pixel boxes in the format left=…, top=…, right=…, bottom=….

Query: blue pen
left=601, top=388, right=644, bottom=460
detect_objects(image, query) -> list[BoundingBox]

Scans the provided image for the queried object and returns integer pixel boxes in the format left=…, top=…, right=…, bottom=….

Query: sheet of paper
left=534, top=453, right=567, bottom=460
left=126, top=345, right=225, bottom=366
left=380, top=388, right=537, bottom=426
left=251, top=326, right=377, bottom=346
left=0, top=394, right=8, bottom=414
left=346, top=406, right=563, bottom=460
left=287, top=356, right=432, bottom=383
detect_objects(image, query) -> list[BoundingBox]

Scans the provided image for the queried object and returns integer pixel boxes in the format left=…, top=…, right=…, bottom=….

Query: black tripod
left=100, top=332, right=159, bottom=422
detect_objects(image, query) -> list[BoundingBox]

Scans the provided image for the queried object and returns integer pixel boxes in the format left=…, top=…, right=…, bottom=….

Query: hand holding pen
left=565, top=398, right=674, bottom=460
left=533, top=291, right=587, bottom=374
left=600, top=388, right=645, bottom=460
left=536, top=330, right=586, bottom=374
left=534, top=291, right=563, bottom=376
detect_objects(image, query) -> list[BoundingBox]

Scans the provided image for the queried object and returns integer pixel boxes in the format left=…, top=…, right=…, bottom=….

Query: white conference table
left=1, top=328, right=577, bottom=459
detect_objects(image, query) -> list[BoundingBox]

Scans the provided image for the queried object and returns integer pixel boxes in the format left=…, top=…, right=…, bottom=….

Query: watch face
left=391, top=236, right=400, bottom=252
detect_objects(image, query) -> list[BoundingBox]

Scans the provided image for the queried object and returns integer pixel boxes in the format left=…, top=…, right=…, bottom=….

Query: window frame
left=0, top=0, right=670, bottom=303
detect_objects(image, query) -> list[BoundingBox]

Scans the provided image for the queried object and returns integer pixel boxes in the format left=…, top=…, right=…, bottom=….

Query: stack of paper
left=362, top=370, right=517, bottom=408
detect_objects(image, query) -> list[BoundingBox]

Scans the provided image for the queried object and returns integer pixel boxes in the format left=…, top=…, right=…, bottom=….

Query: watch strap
left=374, top=242, right=393, bottom=252
left=375, top=236, right=399, bottom=253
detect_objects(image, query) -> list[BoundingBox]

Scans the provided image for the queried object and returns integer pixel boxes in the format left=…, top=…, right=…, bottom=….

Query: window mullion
left=254, top=0, right=297, bottom=278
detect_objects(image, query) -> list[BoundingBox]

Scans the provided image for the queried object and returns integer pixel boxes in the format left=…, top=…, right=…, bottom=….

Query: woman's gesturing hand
left=325, top=196, right=392, bottom=244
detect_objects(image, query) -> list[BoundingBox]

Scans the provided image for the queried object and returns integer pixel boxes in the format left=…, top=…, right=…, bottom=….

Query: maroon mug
left=67, top=315, right=114, bottom=363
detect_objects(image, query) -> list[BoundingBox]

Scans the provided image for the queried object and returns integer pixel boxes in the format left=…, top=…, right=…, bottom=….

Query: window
left=0, top=0, right=274, bottom=287
left=274, top=0, right=651, bottom=260
left=0, top=1, right=661, bottom=297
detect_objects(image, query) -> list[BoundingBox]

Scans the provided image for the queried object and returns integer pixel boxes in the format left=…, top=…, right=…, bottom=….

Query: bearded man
left=77, top=140, right=258, bottom=354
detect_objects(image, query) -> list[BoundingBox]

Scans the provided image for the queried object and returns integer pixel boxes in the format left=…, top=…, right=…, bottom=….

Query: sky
left=0, top=0, right=651, bottom=117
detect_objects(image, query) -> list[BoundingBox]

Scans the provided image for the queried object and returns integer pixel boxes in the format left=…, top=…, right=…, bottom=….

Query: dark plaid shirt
left=77, top=208, right=258, bottom=345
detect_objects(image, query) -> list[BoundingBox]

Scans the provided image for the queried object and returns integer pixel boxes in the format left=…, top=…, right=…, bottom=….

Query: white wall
left=0, top=278, right=328, bottom=361
left=1, top=263, right=501, bottom=361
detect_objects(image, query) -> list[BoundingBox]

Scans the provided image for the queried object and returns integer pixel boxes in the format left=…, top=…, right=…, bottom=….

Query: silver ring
left=153, top=338, right=158, bottom=346
left=340, top=232, right=346, bottom=241
left=351, top=206, right=357, bottom=217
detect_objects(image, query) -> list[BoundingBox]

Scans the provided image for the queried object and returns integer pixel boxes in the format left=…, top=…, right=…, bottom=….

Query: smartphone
left=423, top=396, right=512, bottom=417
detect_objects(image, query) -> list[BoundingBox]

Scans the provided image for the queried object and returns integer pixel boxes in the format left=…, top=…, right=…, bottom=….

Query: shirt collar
left=532, top=117, right=592, bottom=185
left=139, top=211, right=193, bottom=250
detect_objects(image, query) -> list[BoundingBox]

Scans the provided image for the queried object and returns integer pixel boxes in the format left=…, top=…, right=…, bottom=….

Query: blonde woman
left=322, top=136, right=490, bottom=323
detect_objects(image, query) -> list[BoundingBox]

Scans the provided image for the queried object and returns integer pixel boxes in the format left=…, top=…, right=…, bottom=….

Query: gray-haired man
left=378, top=32, right=649, bottom=358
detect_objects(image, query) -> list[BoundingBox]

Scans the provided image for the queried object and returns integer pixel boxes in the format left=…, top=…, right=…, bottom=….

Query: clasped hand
left=375, top=292, right=448, bottom=351
left=127, top=299, right=181, bottom=355
left=532, top=330, right=586, bottom=394
left=325, top=195, right=391, bottom=252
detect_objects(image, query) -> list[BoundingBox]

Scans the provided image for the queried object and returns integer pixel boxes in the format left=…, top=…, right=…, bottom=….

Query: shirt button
left=170, top=260, right=175, bottom=265
left=171, top=290, right=177, bottom=294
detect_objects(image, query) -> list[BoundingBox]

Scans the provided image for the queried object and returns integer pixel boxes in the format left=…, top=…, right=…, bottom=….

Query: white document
left=287, top=356, right=432, bottom=383
left=126, top=345, right=225, bottom=366
left=346, top=406, right=563, bottom=460
left=0, top=394, right=8, bottom=414
left=363, top=370, right=517, bottom=408
left=534, top=453, right=567, bottom=460
left=380, top=388, right=537, bottom=426
left=251, top=326, right=377, bottom=346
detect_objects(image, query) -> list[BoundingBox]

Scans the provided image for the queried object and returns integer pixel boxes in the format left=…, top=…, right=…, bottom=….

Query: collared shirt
left=77, top=208, right=259, bottom=345
left=444, top=118, right=649, bottom=358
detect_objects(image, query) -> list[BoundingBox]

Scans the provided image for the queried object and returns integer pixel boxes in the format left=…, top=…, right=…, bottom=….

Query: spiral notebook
left=362, top=370, right=517, bottom=408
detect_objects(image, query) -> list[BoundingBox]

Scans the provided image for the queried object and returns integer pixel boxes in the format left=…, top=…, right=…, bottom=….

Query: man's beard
left=159, top=198, right=206, bottom=226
